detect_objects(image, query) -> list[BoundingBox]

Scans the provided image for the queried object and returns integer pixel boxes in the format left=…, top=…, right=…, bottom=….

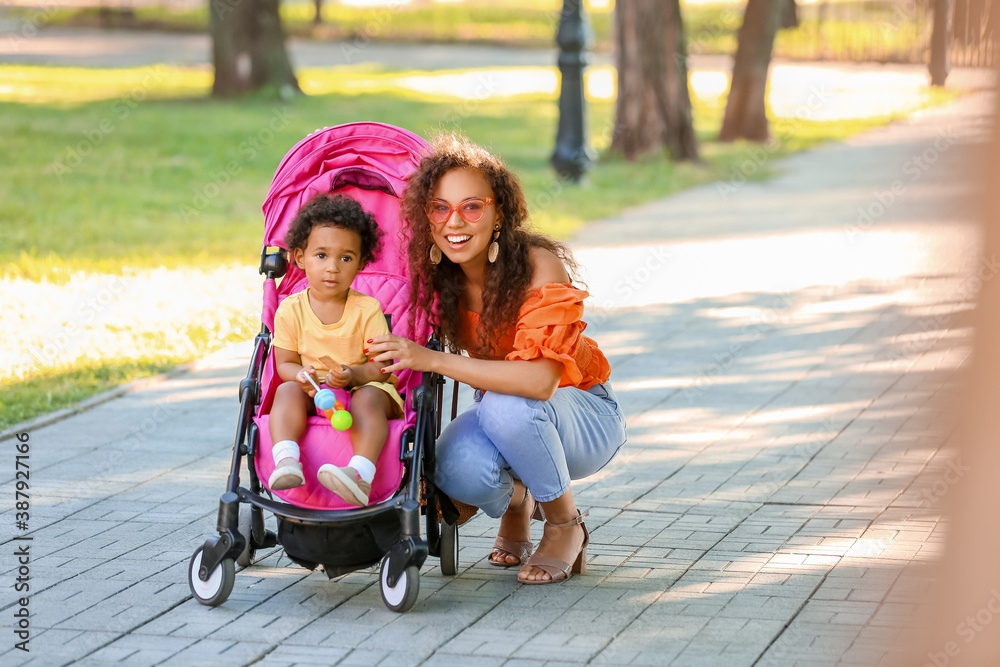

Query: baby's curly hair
left=285, top=194, right=383, bottom=267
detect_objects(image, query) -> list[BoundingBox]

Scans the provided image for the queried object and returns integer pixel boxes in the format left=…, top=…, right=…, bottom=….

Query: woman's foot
left=519, top=503, right=589, bottom=584
left=488, top=480, right=535, bottom=567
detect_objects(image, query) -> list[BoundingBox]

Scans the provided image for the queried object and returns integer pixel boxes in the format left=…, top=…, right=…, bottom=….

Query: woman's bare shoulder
left=528, top=245, right=571, bottom=290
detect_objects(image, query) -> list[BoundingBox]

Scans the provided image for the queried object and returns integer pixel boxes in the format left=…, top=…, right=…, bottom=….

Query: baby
left=268, top=194, right=404, bottom=506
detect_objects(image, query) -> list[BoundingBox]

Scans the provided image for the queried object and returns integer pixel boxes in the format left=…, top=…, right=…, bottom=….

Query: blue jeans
left=434, top=383, right=627, bottom=518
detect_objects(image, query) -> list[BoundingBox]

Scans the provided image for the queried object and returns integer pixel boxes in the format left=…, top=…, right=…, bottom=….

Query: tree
left=718, top=0, right=784, bottom=142
left=780, top=0, right=798, bottom=29
left=610, top=0, right=699, bottom=162
left=929, top=0, right=951, bottom=86
left=210, top=0, right=301, bottom=97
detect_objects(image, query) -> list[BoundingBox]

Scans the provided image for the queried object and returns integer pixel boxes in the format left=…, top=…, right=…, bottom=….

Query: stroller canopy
left=262, top=121, right=431, bottom=279
left=259, top=122, right=432, bottom=404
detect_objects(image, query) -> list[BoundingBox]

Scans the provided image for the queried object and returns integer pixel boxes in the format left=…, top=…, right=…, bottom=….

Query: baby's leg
left=269, top=381, right=313, bottom=443
left=346, top=385, right=393, bottom=463
left=268, top=381, right=312, bottom=490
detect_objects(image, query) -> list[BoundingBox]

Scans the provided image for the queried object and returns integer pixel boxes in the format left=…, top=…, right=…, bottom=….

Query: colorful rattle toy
left=303, top=373, right=353, bottom=431
left=327, top=402, right=353, bottom=431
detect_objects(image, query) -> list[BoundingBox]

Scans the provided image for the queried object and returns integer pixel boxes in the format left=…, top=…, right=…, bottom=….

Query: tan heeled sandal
left=519, top=510, right=589, bottom=585
left=488, top=484, right=536, bottom=568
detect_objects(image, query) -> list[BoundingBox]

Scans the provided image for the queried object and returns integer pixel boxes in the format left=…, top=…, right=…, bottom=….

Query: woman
left=368, top=134, right=627, bottom=584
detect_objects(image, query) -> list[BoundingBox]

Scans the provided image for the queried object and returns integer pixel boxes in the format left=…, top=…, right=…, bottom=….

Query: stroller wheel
left=379, top=555, right=419, bottom=613
left=439, top=518, right=459, bottom=576
left=188, top=546, right=235, bottom=606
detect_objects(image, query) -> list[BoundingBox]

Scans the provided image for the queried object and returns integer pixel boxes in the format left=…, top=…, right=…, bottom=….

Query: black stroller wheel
left=188, top=546, right=235, bottom=606
left=379, top=555, right=419, bottom=613
left=439, top=519, right=458, bottom=576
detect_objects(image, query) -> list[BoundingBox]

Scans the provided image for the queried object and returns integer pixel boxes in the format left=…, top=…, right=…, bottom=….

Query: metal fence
left=777, top=0, right=996, bottom=67
left=950, top=0, right=998, bottom=66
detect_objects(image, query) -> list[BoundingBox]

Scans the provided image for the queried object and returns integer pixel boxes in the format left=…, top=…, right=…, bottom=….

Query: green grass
left=0, top=360, right=180, bottom=429
left=0, top=62, right=959, bottom=428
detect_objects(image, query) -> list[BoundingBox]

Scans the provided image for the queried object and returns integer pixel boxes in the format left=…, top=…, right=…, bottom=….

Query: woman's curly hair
left=401, top=133, right=577, bottom=357
left=286, top=194, right=383, bottom=267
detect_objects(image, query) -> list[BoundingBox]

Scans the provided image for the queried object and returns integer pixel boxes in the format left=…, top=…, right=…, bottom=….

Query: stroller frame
left=188, top=250, right=463, bottom=613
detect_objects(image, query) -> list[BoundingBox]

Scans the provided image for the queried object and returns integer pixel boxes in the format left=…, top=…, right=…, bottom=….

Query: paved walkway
left=0, top=55, right=995, bottom=667
left=0, top=24, right=599, bottom=69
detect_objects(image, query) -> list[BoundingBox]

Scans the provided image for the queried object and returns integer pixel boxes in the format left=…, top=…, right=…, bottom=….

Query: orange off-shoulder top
left=458, top=283, right=611, bottom=391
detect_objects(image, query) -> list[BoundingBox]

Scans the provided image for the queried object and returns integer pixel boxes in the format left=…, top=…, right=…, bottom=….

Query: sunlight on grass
left=1, top=264, right=260, bottom=386
left=0, top=65, right=212, bottom=105
left=0, top=64, right=614, bottom=106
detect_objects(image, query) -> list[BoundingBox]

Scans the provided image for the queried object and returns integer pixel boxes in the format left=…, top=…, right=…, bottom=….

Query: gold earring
left=429, top=244, right=442, bottom=265
left=487, top=225, right=500, bottom=264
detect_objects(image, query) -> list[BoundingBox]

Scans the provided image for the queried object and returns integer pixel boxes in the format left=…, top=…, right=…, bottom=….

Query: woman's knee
left=433, top=411, right=503, bottom=509
left=433, top=418, right=481, bottom=488
left=477, top=391, right=550, bottom=444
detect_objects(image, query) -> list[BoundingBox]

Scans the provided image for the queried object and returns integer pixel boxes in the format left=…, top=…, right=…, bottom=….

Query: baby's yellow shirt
left=272, top=288, right=389, bottom=376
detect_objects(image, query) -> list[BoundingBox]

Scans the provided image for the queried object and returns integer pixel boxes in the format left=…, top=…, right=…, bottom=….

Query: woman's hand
left=368, top=335, right=561, bottom=401
left=367, top=334, right=438, bottom=375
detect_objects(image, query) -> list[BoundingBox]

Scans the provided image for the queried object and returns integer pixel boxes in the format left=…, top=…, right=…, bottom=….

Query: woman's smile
left=446, top=234, right=472, bottom=247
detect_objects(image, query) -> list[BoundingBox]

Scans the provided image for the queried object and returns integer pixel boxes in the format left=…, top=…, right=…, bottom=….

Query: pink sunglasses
left=425, top=197, right=494, bottom=224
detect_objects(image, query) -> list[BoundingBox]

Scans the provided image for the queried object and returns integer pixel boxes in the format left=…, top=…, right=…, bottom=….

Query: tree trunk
left=314, top=0, right=322, bottom=26
left=952, top=0, right=969, bottom=44
left=610, top=0, right=699, bottom=162
left=210, top=0, right=301, bottom=98
left=719, top=0, right=784, bottom=142
left=780, top=0, right=798, bottom=29
left=930, top=0, right=951, bottom=86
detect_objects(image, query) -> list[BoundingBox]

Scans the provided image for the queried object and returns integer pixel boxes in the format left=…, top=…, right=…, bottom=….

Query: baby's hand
left=324, top=364, right=352, bottom=390
left=296, top=366, right=318, bottom=396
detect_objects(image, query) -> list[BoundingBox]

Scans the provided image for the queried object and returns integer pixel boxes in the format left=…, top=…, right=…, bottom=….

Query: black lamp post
left=551, top=0, right=596, bottom=182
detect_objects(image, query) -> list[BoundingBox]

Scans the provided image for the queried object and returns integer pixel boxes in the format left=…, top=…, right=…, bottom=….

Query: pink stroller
left=187, top=122, right=463, bottom=613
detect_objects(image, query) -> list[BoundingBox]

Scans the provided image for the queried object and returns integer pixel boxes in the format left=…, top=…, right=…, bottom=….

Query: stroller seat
left=253, top=390, right=407, bottom=511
